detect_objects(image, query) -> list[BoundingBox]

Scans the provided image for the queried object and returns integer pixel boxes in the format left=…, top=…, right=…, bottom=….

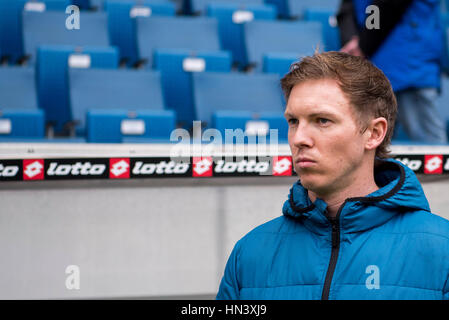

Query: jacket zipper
left=321, top=204, right=344, bottom=300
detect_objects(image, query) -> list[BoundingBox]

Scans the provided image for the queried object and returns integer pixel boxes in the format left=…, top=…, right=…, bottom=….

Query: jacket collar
left=282, top=158, right=431, bottom=234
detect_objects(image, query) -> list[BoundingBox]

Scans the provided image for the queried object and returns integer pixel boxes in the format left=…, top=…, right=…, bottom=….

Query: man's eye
left=288, top=118, right=298, bottom=125
left=317, top=118, right=330, bottom=125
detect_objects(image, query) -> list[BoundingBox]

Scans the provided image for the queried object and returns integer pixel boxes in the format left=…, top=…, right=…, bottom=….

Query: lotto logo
left=23, top=159, right=44, bottom=180
left=192, top=157, right=213, bottom=177
left=424, top=155, right=443, bottom=174
left=272, top=156, right=292, bottom=176
left=109, top=158, right=130, bottom=179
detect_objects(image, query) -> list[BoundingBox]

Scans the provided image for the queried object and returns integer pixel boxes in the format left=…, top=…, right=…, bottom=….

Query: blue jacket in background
left=217, top=158, right=449, bottom=299
left=353, top=0, right=443, bottom=92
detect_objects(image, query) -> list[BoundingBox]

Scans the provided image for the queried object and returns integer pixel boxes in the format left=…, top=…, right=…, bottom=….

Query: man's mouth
left=295, top=157, right=317, bottom=169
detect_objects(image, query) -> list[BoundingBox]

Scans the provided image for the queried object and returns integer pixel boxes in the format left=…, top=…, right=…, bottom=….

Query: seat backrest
left=207, top=2, right=276, bottom=68
left=106, top=0, right=176, bottom=66
left=287, top=0, right=339, bottom=18
left=154, top=49, right=231, bottom=128
left=244, top=20, right=322, bottom=71
left=0, top=67, right=38, bottom=110
left=304, top=7, right=340, bottom=51
left=0, top=0, right=69, bottom=63
left=190, top=0, right=263, bottom=15
left=68, top=68, right=165, bottom=135
left=37, top=45, right=119, bottom=133
left=263, top=53, right=298, bottom=76
left=86, top=109, right=175, bottom=143
left=0, top=109, right=45, bottom=138
left=192, top=72, right=284, bottom=126
left=23, top=11, right=110, bottom=64
left=136, top=16, right=220, bottom=67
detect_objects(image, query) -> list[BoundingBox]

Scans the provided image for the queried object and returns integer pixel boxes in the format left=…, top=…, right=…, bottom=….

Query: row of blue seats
left=0, top=108, right=288, bottom=143
left=0, top=0, right=339, bottom=68
left=57, top=0, right=340, bottom=18
left=3, top=62, right=449, bottom=144
left=0, top=62, right=289, bottom=143
left=15, top=45, right=297, bottom=131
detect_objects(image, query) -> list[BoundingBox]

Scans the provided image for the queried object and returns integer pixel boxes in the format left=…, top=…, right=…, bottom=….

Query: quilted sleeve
left=216, top=239, right=243, bottom=300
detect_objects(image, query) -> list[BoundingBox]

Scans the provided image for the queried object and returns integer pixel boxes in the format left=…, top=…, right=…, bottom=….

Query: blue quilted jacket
left=217, top=158, right=449, bottom=300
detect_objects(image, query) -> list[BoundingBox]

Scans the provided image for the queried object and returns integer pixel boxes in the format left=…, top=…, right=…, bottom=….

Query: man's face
left=285, top=79, right=368, bottom=196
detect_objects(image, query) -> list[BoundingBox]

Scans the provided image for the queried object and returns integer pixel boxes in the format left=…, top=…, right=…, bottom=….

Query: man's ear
left=364, top=117, right=388, bottom=151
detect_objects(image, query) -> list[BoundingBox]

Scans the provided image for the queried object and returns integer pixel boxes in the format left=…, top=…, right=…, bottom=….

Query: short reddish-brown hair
left=280, top=51, right=397, bottom=159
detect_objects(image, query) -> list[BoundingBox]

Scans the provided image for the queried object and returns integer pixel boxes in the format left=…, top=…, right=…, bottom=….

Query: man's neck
left=308, top=161, right=379, bottom=218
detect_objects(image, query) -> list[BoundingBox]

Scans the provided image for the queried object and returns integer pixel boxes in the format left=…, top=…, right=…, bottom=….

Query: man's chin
left=297, top=174, right=328, bottom=194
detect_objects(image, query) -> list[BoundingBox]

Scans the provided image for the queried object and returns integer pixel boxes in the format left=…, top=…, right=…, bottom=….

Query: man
left=216, top=52, right=449, bottom=300
left=337, top=0, right=447, bottom=144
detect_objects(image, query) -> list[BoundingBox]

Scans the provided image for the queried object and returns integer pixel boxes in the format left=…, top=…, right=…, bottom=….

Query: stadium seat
left=192, top=72, right=284, bottom=127
left=106, top=0, right=176, bottom=66
left=0, top=0, right=69, bottom=64
left=244, top=20, right=323, bottom=71
left=68, top=69, right=165, bottom=137
left=0, top=109, right=45, bottom=140
left=72, top=0, right=106, bottom=10
left=265, top=0, right=339, bottom=19
left=154, top=49, right=232, bottom=128
left=36, top=45, right=119, bottom=134
left=186, top=0, right=263, bottom=15
left=22, top=10, right=110, bottom=64
left=86, top=109, right=175, bottom=143
left=304, top=7, right=340, bottom=51
left=0, top=67, right=38, bottom=110
left=136, top=16, right=221, bottom=67
left=263, top=53, right=297, bottom=76
left=207, top=2, right=276, bottom=68
left=287, top=0, right=339, bottom=19
left=213, top=110, right=288, bottom=143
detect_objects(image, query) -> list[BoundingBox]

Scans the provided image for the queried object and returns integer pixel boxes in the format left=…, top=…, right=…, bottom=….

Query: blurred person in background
left=338, top=0, right=447, bottom=144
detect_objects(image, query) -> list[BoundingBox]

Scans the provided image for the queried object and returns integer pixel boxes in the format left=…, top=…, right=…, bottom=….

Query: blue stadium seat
left=287, top=0, right=339, bottom=19
left=207, top=2, right=276, bottom=68
left=266, top=0, right=339, bottom=19
left=87, top=109, right=175, bottom=143
left=0, top=109, right=45, bottom=140
left=106, top=0, right=175, bottom=66
left=186, top=0, right=263, bottom=15
left=68, top=69, right=165, bottom=136
left=36, top=45, right=119, bottom=134
left=75, top=0, right=170, bottom=10
left=0, top=67, right=38, bottom=110
left=23, top=10, right=110, bottom=64
left=213, top=110, right=288, bottom=143
left=263, top=53, right=297, bottom=76
left=192, top=72, right=284, bottom=127
left=72, top=0, right=90, bottom=9
left=304, top=7, right=340, bottom=51
left=244, top=20, right=323, bottom=71
left=136, top=16, right=221, bottom=67
left=0, top=0, right=69, bottom=64
left=154, top=49, right=232, bottom=128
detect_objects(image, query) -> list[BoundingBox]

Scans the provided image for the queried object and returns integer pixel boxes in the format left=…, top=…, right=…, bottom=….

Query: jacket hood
left=282, top=158, right=431, bottom=233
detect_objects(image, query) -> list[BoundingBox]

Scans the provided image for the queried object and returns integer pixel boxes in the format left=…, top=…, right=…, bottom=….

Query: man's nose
left=291, top=124, right=314, bottom=148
